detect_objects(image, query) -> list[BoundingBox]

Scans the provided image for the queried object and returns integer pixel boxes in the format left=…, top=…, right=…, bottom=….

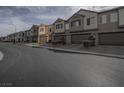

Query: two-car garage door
left=99, top=32, right=124, bottom=45
left=71, top=33, right=90, bottom=44
left=71, top=32, right=124, bottom=45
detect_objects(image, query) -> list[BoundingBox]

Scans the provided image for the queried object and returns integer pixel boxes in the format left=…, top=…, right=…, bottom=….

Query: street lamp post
left=11, top=23, right=16, bottom=44
left=14, top=25, right=16, bottom=44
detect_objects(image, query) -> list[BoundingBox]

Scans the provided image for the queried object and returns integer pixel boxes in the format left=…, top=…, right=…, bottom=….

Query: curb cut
left=27, top=44, right=124, bottom=59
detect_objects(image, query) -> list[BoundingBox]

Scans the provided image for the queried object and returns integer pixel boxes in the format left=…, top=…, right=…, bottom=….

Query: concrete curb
left=25, top=44, right=124, bottom=59
left=24, top=44, right=41, bottom=48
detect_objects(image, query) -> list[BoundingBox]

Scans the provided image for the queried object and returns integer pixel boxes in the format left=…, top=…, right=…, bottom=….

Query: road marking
left=0, top=51, right=4, bottom=61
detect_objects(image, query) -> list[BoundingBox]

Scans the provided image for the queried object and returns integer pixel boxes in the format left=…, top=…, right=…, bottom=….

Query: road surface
left=0, top=43, right=124, bottom=87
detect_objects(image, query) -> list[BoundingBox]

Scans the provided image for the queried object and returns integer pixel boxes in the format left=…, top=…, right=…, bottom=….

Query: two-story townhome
left=67, top=9, right=98, bottom=44
left=38, top=24, right=53, bottom=44
left=98, top=7, right=124, bottom=45
left=66, top=7, right=124, bottom=45
left=52, top=18, right=66, bottom=44
left=23, top=30, right=30, bottom=43
left=38, top=24, right=48, bottom=44
left=30, top=25, right=39, bottom=43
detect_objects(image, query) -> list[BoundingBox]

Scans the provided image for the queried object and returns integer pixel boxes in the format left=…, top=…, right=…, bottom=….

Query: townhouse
left=98, top=7, right=124, bottom=45
left=65, top=6, right=124, bottom=45
left=38, top=24, right=53, bottom=44
left=52, top=18, right=66, bottom=44
left=67, top=9, right=98, bottom=44
left=38, top=24, right=48, bottom=44
left=30, top=25, right=39, bottom=43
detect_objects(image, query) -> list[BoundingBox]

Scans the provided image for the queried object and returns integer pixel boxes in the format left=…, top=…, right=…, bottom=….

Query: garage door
left=71, top=34, right=90, bottom=44
left=54, top=35, right=65, bottom=41
left=99, top=32, right=124, bottom=45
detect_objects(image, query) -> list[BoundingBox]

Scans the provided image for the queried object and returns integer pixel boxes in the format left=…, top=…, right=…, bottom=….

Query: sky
left=0, top=6, right=118, bottom=36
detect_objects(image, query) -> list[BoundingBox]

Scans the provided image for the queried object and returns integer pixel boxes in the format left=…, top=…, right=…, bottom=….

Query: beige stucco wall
left=98, top=10, right=118, bottom=33
left=38, top=25, right=48, bottom=44
left=78, top=10, right=98, bottom=30
left=38, top=25, right=53, bottom=44
left=119, top=8, right=124, bottom=26
left=38, top=26, right=48, bottom=35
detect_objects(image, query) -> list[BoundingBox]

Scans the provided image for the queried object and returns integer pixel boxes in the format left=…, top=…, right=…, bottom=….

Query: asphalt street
left=0, top=43, right=124, bottom=87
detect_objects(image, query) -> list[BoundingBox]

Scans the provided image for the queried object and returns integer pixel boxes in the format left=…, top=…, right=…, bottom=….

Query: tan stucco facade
left=98, top=9, right=119, bottom=33
left=78, top=10, right=98, bottom=30
left=38, top=24, right=53, bottom=44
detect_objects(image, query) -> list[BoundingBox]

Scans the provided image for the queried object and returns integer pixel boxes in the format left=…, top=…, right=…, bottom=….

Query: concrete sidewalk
left=41, top=46, right=124, bottom=59
left=58, top=44, right=124, bottom=55
left=24, top=43, right=124, bottom=59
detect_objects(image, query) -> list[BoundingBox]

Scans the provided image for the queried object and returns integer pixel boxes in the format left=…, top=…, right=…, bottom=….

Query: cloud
left=0, top=17, right=30, bottom=36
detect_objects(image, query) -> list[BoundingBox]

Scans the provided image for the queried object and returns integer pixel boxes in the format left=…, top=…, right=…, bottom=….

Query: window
left=110, top=13, right=117, bottom=23
left=71, top=21, right=75, bottom=27
left=90, top=17, right=95, bottom=24
left=56, top=24, right=63, bottom=29
left=101, top=15, right=107, bottom=24
left=59, top=24, right=60, bottom=29
left=56, top=25, right=59, bottom=29
left=71, top=20, right=81, bottom=27
left=40, top=28, right=44, bottom=32
left=56, top=25, right=58, bottom=29
left=87, top=18, right=90, bottom=25
left=49, top=28, right=51, bottom=32
left=87, top=17, right=95, bottom=25
left=75, top=21, right=80, bottom=26
left=60, top=24, right=63, bottom=29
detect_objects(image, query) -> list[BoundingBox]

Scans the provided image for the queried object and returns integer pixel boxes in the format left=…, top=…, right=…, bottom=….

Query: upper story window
left=110, top=13, right=118, bottom=23
left=56, top=23, right=63, bottom=29
left=40, top=28, right=44, bottom=32
left=71, top=20, right=81, bottom=27
left=49, top=28, right=51, bottom=32
left=87, top=18, right=90, bottom=25
left=56, top=24, right=58, bottom=29
left=87, top=17, right=95, bottom=25
left=60, top=24, right=63, bottom=29
left=56, top=25, right=58, bottom=29
left=101, top=15, right=107, bottom=24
